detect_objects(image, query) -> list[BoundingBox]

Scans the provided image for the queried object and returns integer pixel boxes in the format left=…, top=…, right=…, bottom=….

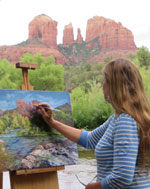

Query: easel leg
left=10, top=171, right=59, bottom=189
left=0, top=172, right=2, bottom=189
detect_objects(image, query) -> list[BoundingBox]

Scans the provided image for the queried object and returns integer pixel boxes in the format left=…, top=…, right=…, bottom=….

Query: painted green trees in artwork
left=0, top=111, right=30, bottom=134
left=0, top=106, right=73, bottom=137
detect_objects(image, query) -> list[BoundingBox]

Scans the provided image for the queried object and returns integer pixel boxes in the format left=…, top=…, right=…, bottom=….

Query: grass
left=78, top=146, right=95, bottom=159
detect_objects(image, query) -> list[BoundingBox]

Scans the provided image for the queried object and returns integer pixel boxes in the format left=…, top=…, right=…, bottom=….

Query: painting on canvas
left=0, top=89, right=78, bottom=171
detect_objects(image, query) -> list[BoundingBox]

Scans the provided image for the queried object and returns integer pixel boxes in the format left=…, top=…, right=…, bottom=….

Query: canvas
left=0, top=89, right=78, bottom=172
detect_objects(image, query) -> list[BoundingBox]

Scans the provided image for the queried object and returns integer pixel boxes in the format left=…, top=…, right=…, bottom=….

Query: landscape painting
left=0, top=89, right=78, bottom=172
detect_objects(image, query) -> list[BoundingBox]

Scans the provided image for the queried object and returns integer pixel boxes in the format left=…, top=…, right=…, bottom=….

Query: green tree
left=71, top=81, right=114, bottom=130
left=64, top=62, right=104, bottom=92
left=21, top=53, right=64, bottom=91
left=21, top=53, right=34, bottom=63
left=103, top=56, right=113, bottom=64
left=137, top=46, right=150, bottom=68
left=0, top=53, right=64, bottom=91
left=126, top=54, right=136, bottom=61
left=0, top=59, right=22, bottom=89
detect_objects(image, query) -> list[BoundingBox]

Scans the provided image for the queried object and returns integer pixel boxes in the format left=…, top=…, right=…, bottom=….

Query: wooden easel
left=16, top=62, right=38, bottom=90
left=0, top=172, right=2, bottom=189
left=7, top=62, right=64, bottom=189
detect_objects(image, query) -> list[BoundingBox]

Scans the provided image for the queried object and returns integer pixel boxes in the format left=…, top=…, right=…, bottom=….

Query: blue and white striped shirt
left=78, top=113, right=150, bottom=188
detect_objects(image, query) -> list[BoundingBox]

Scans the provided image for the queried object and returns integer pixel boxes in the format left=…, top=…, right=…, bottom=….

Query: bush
left=71, top=81, right=114, bottom=130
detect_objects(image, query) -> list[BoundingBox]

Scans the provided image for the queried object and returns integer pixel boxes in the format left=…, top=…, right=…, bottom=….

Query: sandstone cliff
left=0, top=14, right=137, bottom=65
left=0, top=44, right=70, bottom=65
left=63, top=23, right=74, bottom=46
left=86, top=16, right=136, bottom=50
left=0, top=15, right=69, bottom=65
left=29, top=14, right=57, bottom=48
left=76, top=28, right=83, bottom=43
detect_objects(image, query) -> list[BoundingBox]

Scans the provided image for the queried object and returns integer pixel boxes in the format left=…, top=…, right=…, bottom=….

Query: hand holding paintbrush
left=33, top=103, right=82, bottom=145
left=33, top=104, right=60, bottom=112
left=33, top=103, right=55, bottom=125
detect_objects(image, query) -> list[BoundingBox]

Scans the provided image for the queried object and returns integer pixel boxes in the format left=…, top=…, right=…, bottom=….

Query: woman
left=38, top=59, right=150, bottom=188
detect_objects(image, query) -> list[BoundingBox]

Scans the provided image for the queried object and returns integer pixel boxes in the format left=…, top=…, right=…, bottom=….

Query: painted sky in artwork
left=0, top=89, right=70, bottom=111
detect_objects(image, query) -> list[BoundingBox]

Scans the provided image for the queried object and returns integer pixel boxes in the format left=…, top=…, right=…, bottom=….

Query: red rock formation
left=88, top=49, right=137, bottom=64
left=76, top=28, right=83, bottom=43
left=29, top=14, right=57, bottom=48
left=0, top=45, right=70, bottom=65
left=16, top=98, right=29, bottom=117
left=63, top=23, right=74, bottom=46
left=16, top=99, right=35, bottom=118
left=86, top=16, right=136, bottom=50
left=0, top=14, right=137, bottom=65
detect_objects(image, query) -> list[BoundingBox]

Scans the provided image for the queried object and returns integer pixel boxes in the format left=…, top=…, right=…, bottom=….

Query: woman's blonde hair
left=103, top=58, right=150, bottom=171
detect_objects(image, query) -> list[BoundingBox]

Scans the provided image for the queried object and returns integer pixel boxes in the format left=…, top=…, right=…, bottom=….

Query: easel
left=1, top=62, right=64, bottom=189
left=0, top=173, right=2, bottom=189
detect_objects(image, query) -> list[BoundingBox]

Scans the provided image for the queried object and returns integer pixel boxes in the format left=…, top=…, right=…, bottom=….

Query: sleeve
left=78, top=114, right=114, bottom=149
left=101, top=114, right=139, bottom=188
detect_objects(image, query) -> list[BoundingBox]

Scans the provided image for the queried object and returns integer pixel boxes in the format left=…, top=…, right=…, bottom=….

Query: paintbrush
left=33, top=104, right=61, bottom=112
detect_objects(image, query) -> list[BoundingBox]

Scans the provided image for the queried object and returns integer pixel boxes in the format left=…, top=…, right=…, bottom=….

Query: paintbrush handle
left=33, top=104, right=60, bottom=112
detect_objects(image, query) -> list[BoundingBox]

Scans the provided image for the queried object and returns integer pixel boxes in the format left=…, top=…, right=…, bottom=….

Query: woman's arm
left=86, top=181, right=101, bottom=189
left=48, top=119, right=82, bottom=143
left=37, top=103, right=82, bottom=143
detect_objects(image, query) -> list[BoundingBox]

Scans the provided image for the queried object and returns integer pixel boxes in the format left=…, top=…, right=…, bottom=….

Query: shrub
left=71, top=81, right=114, bottom=130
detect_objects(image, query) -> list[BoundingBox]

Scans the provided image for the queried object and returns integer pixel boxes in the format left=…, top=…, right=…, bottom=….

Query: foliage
left=137, top=46, right=150, bottom=68
left=103, top=56, right=113, bottom=64
left=21, top=53, right=64, bottom=91
left=126, top=54, right=136, bottom=61
left=71, top=81, right=114, bottom=130
left=2, top=46, right=150, bottom=132
left=0, top=59, right=22, bottom=89
left=58, top=37, right=101, bottom=65
left=130, top=50, right=150, bottom=98
left=0, top=53, right=64, bottom=91
left=137, top=65, right=150, bottom=99
left=64, top=62, right=105, bottom=92
left=16, top=38, right=50, bottom=48
left=0, top=107, right=73, bottom=137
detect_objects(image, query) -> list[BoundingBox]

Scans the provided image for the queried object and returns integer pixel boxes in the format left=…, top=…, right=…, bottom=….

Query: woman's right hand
left=35, top=103, right=82, bottom=143
left=37, top=103, right=54, bottom=126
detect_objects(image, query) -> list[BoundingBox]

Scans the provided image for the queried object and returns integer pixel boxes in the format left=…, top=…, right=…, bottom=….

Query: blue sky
left=0, top=89, right=71, bottom=111
left=0, top=0, right=150, bottom=49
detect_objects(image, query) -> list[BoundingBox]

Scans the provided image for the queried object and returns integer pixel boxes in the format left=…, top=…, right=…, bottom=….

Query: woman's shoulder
left=117, top=112, right=135, bottom=119
left=115, top=113, right=137, bottom=126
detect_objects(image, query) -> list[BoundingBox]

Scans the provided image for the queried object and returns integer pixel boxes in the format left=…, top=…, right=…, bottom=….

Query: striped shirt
left=78, top=113, right=150, bottom=188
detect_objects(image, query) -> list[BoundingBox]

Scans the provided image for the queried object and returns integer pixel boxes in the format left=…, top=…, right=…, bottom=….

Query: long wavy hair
left=103, top=58, right=150, bottom=172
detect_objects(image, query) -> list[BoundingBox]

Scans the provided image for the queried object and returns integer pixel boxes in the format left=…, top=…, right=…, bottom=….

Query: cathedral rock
left=63, top=23, right=74, bottom=46
left=0, top=14, right=137, bottom=64
left=29, top=14, right=57, bottom=48
left=86, top=16, right=136, bottom=50
left=76, top=28, right=83, bottom=43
